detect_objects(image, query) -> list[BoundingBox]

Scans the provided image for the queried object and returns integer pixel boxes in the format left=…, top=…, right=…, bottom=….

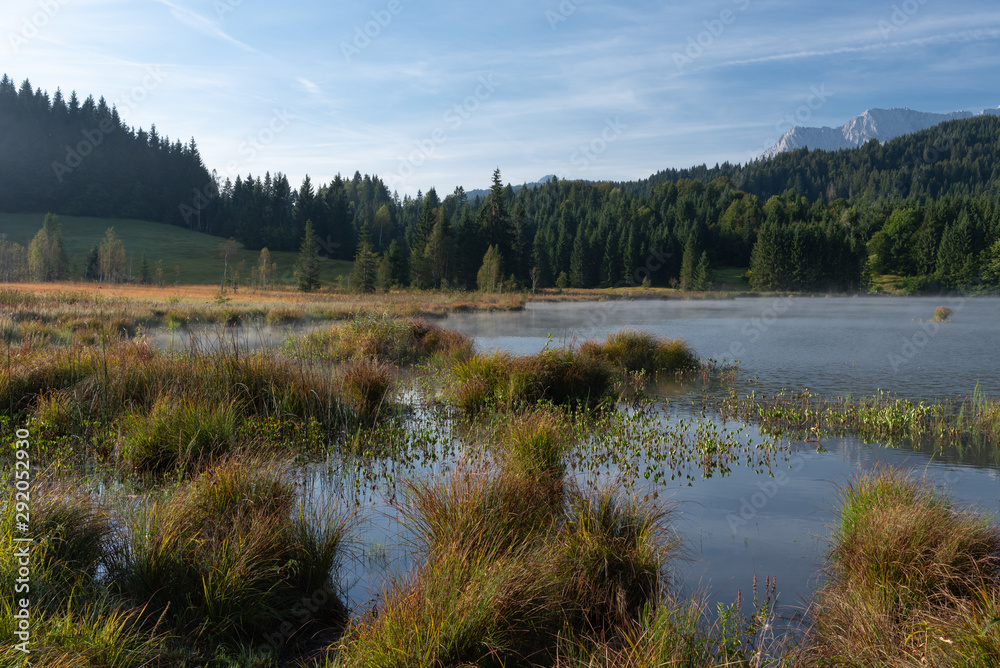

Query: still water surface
left=332, top=297, right=1000, bottom=618
left=152, top=297, right=1000, bottom=619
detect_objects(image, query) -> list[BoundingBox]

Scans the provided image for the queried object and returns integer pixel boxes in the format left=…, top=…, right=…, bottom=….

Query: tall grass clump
left=113, top=459, right=353, bottom=648
left=452, top=348, right=614, bottom=413
left=338, top=359, right=396, bottom=424
left=121, top=396, right=243, bottom=472
left=580, top=329, right=699, bottom=375
left=933, top=306, right=953, bottom=322
left=287, top=313, right=472, bottom=364
left=802, top=467, right=1000, bottom=666
left=1, top=484, right=110, bottom=607
left=0, top=599, right=171, bottom=668
left=333, top=454, right=677, bottom=667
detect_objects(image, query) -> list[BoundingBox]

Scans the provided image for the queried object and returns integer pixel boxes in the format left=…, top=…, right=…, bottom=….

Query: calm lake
left=156, top=296, right=1000, bottom=621
left=320, top=296, right=1000, bottom=621
left=432, top=296, right=1000, bottom=620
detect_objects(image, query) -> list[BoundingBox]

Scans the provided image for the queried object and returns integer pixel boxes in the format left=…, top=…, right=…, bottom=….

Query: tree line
left=3, top=72, right=1000, bottom=293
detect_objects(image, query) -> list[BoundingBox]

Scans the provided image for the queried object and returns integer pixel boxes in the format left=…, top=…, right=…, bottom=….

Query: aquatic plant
left=933, top=305, right=953, bottom=322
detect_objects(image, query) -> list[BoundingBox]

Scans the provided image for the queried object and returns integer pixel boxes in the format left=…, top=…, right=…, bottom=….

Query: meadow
left=0, top=213, right=353, bottom=286
left=1, top=289, right=998, bottom=667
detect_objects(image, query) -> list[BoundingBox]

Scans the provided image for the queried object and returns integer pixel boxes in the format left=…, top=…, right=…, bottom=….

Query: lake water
left=442, top=295, right=999, bottom=399
left=150, top=297, right=1000, bottom=622
left=329, top=297, right=1000, bottom=621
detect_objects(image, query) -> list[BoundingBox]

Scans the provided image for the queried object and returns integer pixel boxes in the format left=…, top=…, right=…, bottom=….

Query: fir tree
left=351, top=223, right=378, bottom=293
left=679, top=235, right=697, bottom=291
left=693, top=251, right=712, bottom=291
left=295, top=220, right=321, bottom=292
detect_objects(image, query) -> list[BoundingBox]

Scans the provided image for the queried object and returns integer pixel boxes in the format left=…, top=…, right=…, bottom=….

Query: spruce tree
left=295, top=220, right=321, bottom=292
left=351, top=223, right=378, bottom=293
left=693, top=251, right=712, bottom=291
left=679, top=235, right=697, bottom=291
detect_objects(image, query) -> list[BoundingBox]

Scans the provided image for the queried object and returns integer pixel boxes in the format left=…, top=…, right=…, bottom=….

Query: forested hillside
left=2, top=73, right=1000, bottom=292
left=0, top=76, right=211, bottom=226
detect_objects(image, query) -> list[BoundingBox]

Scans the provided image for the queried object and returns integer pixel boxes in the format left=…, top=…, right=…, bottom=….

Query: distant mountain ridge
left=763, top=106, right=1000, bottom=158
left=466, top=175, right=559, bottom=200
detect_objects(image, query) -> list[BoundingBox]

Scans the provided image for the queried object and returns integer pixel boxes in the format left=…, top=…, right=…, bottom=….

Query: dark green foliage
left=4, top=72, right=1000, bottom=292
left=295, top=220, right=322, bottom=292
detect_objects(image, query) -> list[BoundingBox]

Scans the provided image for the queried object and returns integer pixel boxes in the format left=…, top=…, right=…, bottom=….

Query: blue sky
left=3, top=0, right=999, bottom=196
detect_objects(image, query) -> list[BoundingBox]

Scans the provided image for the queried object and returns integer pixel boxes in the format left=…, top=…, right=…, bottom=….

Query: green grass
left=0, top=212, right=352, bottom=285
left=802, top=468, right=1000, bottom=666
left=712, top=266, right=750, bottom=290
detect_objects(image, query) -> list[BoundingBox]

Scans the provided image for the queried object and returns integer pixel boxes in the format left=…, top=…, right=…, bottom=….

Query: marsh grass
left=717, top=387, right=1000, bottom=451
left=801, top=468, right=1000, bottom=666
left=933, top=305, right=953, bottom=322
left=286, top=313, right=473, bottom=365
left=338, top=359, right=396, bottom=424
left=0, top=339, right=349, bottom=471
left=580, top=329, right=699, bottom=376
left=332, top=404, right=682, bottom=668
left=452, top=347, right=615, bottom=413
left=0, top=597, right=172, bottom=668
left=113, top=459, right=353, bottom=647
left=1, top=484, right=110, bottom=609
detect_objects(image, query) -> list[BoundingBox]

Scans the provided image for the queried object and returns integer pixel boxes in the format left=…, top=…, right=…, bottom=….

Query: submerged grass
left=717, top=387, right=1000, bottom=451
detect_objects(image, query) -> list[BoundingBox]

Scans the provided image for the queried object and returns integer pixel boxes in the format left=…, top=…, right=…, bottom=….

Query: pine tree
left=693, top=251, right=713, bottom=291
left=679, top=235, right=697, bottom=291
left=139, top=251, right=150, bottom=284
left=295, top=220, right=322, bottom=292
left=351, top=223, right=378, bottom=293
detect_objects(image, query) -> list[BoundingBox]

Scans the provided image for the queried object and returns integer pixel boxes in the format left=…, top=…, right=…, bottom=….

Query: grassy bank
left=0, top=212, right=353, bottom=286
left=800, top=468, right=1000, bottom=666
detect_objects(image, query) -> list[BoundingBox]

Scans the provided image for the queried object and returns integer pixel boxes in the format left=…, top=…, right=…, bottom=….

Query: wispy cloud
left=153, top=0, right=261, bottom=55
